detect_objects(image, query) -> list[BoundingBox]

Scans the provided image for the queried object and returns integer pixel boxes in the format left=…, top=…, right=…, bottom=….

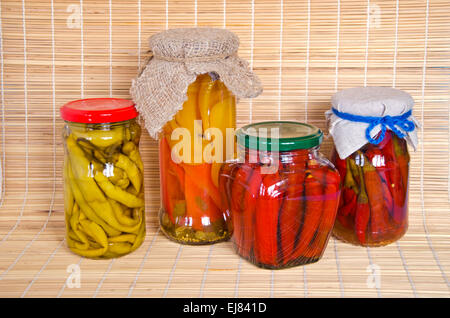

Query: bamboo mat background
left=0, top=0, right=449, bottom=298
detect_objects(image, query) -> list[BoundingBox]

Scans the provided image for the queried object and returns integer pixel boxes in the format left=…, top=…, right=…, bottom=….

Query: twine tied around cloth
left=332, top=108, right=415, bottom=145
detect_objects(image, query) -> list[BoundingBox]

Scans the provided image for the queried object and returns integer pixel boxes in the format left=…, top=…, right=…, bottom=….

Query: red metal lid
left=60, top=98, right=138, bottom=123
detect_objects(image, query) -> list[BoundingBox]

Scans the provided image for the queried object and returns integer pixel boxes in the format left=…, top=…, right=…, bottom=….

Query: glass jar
left=60, top=98, right=146, bottom=259
left=220, top=121, right=341, bottom=269
left=332, top=130, right=409, bottom=246
left=159, top=73, right=236, bottom=244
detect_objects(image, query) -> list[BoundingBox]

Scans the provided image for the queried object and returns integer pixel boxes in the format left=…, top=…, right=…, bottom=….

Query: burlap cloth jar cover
left=130, top=28, right=263, bottom=139
left=325, top=86, right=419, bottom=159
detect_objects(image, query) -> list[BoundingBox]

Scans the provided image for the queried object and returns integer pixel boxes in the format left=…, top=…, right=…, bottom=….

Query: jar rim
left=236, top=121, right=323, bottom=151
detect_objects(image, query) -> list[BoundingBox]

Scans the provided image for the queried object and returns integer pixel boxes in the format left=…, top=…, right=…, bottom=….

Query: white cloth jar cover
left=325, top=86, right=419, bottom=160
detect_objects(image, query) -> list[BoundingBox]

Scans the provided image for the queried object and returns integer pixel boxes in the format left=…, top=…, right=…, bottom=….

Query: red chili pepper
left=230, top=165, right=254, bottom=256
left=303, top=167, right=340, bottom=259
left=337, top=157, right=346, bottom=210
left=398, top=137, right=409, bottom=193
left=334, top=156, right=358, bottom=230
left=337, top=193, right=358, bottom=230
left=379, top=134, right=405, bottom=225
left=184, top=173, right=221, bottom=231
left=167, top=156, right=186, bottom=192
left=290, top=162, right=325, bottom=260
left=342, top=157, right=359, bottom=215
left=278, top=156, right=307, bottom=266
left=337, top=188, right=357, bottom=230
left=392, top=134, right=409, bottom=224
left=240, top=166, right=263, bottom=259
left=254, top=171, right=285, bottom=267
left=371, top=129, right=392, bottom=150
left=338, top=188, right=344, bottom=211
left=364, top=147, right=394, bottom=220
left=355, top=198, right=370, bottom=245
left=336, top=211, right=352, bottom=231
left=218, top=162, right=240, bottom=221
left=182, top=163, right=221, bottom=209
left=359, top=151, right=390, bottom=242
left=160, top=137, right=184, bottom=223
left=342, top=188, right=357, bottom=216
left=332, top=150, right=347, bottom=172
left=353, top=156, right=370, bottom=245
left=380, top=178, right=393, bottom=219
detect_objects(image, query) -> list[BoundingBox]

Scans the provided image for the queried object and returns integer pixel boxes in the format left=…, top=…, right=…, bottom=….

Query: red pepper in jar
left=181, top=163, right=224, bottom=231
left=336, top=191, right=355, bottom=230
left=160, top=137, right=184, bottom=223
left=241, top=165, right=263, bottom=259
left=391, top=134, right=409, bottom=224
left=364, top=146, right=394, bottom=220
left=184, top=172, right=221, bottom=231
left=254, top=170, right=285, bottom=267
left=354, top=158, right=370, bottom=245
left=279, top=152, right=307, bottom=265
left=303, top=167, right=340, bottom=259
left=359, top=151, right=390, bottom=242
left=218, top=162, right=240, bottom=220
left=341, top=188, right=357, bottom=217
left=337, top=157, right=359, bottom=229
left=230, top=164, right=254, bottom=256
left=290, top=161, right=325, bottom=260
left=182, top=163, right=221, bottom=209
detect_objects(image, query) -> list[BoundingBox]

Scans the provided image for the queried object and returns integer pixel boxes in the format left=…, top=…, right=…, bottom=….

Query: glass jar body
left=220, top=145, right=341, bottom=269
left=63, top=118, right=145, bottom=259
left=159, top=73, right=236, bottom=244
left=332, top=131, right=409, bottom=246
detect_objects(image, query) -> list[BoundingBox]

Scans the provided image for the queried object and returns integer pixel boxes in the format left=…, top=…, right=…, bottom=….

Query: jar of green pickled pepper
left=60, top=98, right=146, bottom=259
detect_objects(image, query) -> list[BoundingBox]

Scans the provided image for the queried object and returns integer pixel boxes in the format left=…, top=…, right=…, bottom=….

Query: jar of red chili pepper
left=219, top=121, right=341, bottom=269
left=326, top=87, right=419, bottom=246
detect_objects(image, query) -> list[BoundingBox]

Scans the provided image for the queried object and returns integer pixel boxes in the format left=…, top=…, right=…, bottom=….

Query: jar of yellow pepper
left=60, top=98, right=146, bottom=258
left=159, top=73, right=237, bottom=244
left=131, top=28, right=262, bottom=244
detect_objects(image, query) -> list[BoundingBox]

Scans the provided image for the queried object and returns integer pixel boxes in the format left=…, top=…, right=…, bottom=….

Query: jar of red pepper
left=326, top=87, right=419, bottom=246
left=219, top=121, right=341, bottom=269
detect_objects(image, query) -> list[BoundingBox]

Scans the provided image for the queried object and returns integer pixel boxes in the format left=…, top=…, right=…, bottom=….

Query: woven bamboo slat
left=0, top=0, right=449, bottom=298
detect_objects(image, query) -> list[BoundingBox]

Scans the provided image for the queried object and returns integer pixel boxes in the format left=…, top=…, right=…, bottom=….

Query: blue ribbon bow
left=332, top=108, right=415, bottom=145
